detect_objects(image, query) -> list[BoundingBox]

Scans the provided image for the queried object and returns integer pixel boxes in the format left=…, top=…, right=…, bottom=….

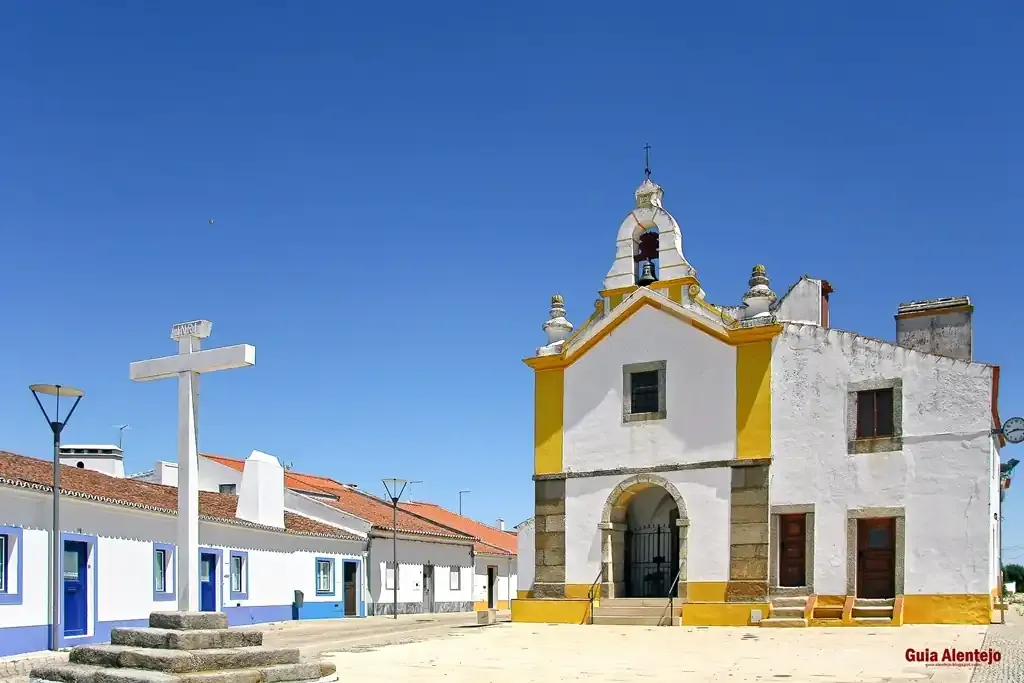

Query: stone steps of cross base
left=759, top=618, right=808, bottom=628
left=149, top=613, right=229, bottom=632
left=591, top=614, right=679, bottom=626
left=768, top=606, right=804, bottom=619
left=111, top=628, right=263, bottom=651
left=598, top=598, right=674, bottom=608
left=68, top=645, right=300, bottom=673
left=30, top=661, right=335, bottom=683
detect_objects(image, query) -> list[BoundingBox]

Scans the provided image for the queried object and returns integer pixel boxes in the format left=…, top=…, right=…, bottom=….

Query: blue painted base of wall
left=223, top=605, right=293, bottom=627
left=0, top=619, right=148, bottom=658
left=294, top=600, right=346, bottom=620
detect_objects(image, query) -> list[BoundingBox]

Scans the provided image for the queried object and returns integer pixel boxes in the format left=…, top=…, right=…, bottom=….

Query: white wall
left=771, top=323, right=996, bottom=596
left=138, top=458, right=243, bottom=493
left=563, top=305, right=737, bottom=473
left=517, top=520, right=535, bottom=593
left=283, top=490, right=371, bottom=537
left=563, top=468, right=731, bottom=585
left=774, top=278, right=823, bottom=325
left=473, top=555, right=516, bottom=605
left=0, top=485, right=365, bottom=634
left=367, top=535, right=473, bottom=607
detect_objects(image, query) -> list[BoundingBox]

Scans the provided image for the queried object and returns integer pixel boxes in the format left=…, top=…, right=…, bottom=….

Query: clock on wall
left=1001, top=417, right=1024, bottom=444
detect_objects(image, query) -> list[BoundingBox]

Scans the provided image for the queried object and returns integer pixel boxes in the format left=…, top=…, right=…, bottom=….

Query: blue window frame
left=153, top=543, right=175, bottom=601
left=315, top=557, right=335, bottom=596
left=0, top=526, right=23, bottom=605
left=229, top=550, right=248, bottom=601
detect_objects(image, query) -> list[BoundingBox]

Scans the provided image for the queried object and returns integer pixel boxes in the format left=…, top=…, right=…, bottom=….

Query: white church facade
left=513, top=175, right=1005, bottom=627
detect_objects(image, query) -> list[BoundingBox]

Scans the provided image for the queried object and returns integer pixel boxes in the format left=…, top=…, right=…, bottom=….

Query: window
left=385, top=562, right=398, bottom=591
left=229, top=551, right=248, bottom=600
left=449, top=566, right=461, bottom=591
left=622, top=361, right=667, bottom=422
left=856, top=389, right=895, bottom=438
left=316, top=558, right=335, bottom=595
left=155, top=549, right=167, bottom=592
left=218, top=484, right=237, bottom=494
left=0, top=527, right=23, bottom=604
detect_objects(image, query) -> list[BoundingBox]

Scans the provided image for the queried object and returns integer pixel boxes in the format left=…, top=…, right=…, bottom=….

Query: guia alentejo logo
left=905, top=648, right=1001, bottom=665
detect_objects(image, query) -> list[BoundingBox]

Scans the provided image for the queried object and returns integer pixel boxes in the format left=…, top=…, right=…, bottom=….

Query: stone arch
left=598, top=473, right=689, bottom=600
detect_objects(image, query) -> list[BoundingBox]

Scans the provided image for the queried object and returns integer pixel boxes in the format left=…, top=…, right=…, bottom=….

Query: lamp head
left=382, top=478, right=409, bottom=500
left=30, top=384, right=84, bottom=398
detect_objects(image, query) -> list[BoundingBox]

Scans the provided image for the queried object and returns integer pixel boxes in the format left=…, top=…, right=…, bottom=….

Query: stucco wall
left=563, top=306, right=737, bottom=472
left=517, top=520, right=535, bottom=592
left=563, top=468, right=732, bottom=585
left=0, top=485, right=365, bottom=656
left=367, top=536, right=473, bottom=613
left=472, top=555, right=516, bottom=606
left=771, top=323, right=996, bottom=596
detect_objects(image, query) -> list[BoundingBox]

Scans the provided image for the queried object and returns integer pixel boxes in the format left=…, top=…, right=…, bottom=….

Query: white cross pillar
left=130, top=320, right=255, bottom=612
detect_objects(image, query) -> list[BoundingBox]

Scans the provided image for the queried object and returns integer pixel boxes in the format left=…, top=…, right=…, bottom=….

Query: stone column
left=675, top=517, right=689, bottom=600
left=727, top=464, right=770, bottom=602
left=598, top=522, right=625, bottom=598
left=534, top=479, right=566, bottom=599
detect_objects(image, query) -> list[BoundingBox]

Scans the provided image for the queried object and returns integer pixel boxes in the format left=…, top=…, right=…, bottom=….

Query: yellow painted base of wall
left=517, top=590, right=533, bottom=599
left=901, top=594, right=991, bottom=625
left=473, top=600, right=510, bottom=611
left=687, top=582, right=728, bottom=602
left=682, top=602, right=770, bottom=626
left=510, top=598, right=592, bottom=624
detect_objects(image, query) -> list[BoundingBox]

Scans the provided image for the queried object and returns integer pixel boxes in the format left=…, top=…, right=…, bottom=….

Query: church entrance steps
left=591, top=599, right=680, bottom=626
left=851, top=597, right=895, bottom=625
left=29, top=612, right=336, bottom=683
left=760, top=595, right=809, bottom=628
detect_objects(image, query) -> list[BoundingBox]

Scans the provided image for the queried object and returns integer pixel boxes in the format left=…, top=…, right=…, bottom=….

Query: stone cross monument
left=129, top=320, right=255, bottom=611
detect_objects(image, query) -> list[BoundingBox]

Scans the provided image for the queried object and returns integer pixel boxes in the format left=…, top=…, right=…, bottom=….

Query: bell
left=637, top=260, right=657, bottom=287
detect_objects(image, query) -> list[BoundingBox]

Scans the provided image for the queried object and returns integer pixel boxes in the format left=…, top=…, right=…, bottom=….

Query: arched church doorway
left=600, top=475, right=688, bottom=600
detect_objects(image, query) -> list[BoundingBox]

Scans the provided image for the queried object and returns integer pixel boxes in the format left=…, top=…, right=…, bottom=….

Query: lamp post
left=382, top=478, right=408, bottom=620
left=30, top=384, right=84, bottom=651
left=458, top=490, right=471, bottom=516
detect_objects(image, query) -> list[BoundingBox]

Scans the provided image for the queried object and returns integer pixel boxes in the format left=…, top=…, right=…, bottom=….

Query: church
left=513, top=173, right=1006, bottom=628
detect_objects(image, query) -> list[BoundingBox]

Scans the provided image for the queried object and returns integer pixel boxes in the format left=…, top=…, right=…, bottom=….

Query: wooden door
left=778, top=514, right=807, bottom=587
left=857, top=518, right=896, bottom=599
left=343, top=562, right=358, bottom=616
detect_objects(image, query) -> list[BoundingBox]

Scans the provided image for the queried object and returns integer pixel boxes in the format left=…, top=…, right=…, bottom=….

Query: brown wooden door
left=857, top=518, right=896, bottom=599
left=343, top=562, right=358, bottom=616
left=778, top=514, right=806, bottom=587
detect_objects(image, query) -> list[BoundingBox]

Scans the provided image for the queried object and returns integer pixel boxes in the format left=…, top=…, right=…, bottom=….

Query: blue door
left=200, top=553, right=217, bottom=612
left=63, top=541, right=88, bottom=637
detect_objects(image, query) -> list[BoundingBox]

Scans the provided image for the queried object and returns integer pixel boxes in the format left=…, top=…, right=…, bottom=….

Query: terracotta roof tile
left=200, top=454, right=473, bottom=541
left=401, top=501, right=517, bottom=555
left=0, top=451, right=361, bottom=541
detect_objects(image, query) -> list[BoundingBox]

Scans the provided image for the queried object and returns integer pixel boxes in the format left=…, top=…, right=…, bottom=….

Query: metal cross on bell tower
left=644, top=142, right=652, bottom=179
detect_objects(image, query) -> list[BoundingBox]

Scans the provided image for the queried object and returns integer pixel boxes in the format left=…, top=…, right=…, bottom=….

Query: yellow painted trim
left=522, top=296, right=783, bottom=371
left=598, top=277, right=699, bottom=301
left=516, top=590, right=533, bottom=599
left=901, top=594, right=991, bottom=625
left=892, top=595, right=904, bottom=626
left=533, top=368, right=564, bottom=475
left=736, top=340, right=772, bottom=460
left=803, top=595, right=817, bottom=621
left=667, top=284, right=682, bottom=304
left=681, top=602, right=770, bottom=626
left=810, top=594, right=845, bottom=621
left=686, top=582, right=728, bottom=602
left=841, top=596, right=855, bottom=624
left=609, top=293, right=624, bottom=310
left=564, top=584, right=594, bottom=599
left=510, top=598, right=591, bottom=624
left=473, top=600, right=510, bottom=610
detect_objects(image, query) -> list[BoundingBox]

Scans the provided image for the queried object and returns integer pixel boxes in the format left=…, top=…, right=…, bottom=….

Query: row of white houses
left=0, top=448, right=517, bottom=657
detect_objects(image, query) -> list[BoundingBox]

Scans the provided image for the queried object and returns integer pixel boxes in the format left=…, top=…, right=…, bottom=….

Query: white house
left=0, top=449, right=367, bottom=657
left=513, top=174, right=1006, bottom=628
left=136, top=454, right=483, bottom=615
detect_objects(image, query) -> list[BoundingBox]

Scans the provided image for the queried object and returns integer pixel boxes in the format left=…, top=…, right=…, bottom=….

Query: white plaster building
left=512, top=174, right=1007, bottom=628
left=0, top=450, right=366, bottom=657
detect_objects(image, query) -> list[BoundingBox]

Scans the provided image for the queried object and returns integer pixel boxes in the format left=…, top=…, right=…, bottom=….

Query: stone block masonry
left=533, top=479, right=566, bottom=598
left=727, top=465, right=769, bottom=602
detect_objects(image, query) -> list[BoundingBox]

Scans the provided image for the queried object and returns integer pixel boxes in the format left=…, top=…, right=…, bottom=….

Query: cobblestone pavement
left=970, top=611, right=1024, bottom=683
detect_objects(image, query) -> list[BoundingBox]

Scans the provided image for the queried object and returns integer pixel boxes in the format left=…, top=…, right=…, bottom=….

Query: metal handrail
left=666, top=562, right=685, bottom=626
left=586, top=567, right=604, bottom=624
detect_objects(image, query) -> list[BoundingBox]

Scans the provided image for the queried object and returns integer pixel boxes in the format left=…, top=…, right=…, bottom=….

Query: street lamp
left=382, top=478, right=409, bottom=620
left=458, top=490, right=471, bottom=516
left=30, top=384, right=84, bottom=651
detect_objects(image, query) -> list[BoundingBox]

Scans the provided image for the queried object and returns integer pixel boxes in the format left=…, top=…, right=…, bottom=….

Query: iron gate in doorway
left=624, top=524, right=678, bottom=598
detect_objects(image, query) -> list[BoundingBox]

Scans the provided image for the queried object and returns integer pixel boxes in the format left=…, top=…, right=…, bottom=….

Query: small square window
left=0, top=535, right=7, bottom=593
left=229, top=551, right=249, bottom=600
left=219, top=484, right=237, bottom=494
left=385, top=562, right=398, bottom=591
left=623, top=361, right=667, bottom=423
left=316, top=558, right=335, bottom=595
left=155, top=549, right=167, bottom=593
left=449, top=567, right=461, bottom=591
left=856, top=388, right=895, bottom=438
left=231, top=556, right=243, bottom=592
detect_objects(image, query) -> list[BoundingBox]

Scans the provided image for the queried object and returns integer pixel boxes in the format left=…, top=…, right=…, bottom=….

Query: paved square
left=325, top=622, right=1001, bottom=682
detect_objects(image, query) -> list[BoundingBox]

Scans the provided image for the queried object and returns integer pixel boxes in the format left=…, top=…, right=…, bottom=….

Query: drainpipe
left=366, top=535, right=374, bottom=617
left=469, top=547, right=475, bottom=610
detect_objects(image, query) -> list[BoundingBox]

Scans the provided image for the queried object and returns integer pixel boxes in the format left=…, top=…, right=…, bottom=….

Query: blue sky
left=1, top=2, right=1022, bottom=558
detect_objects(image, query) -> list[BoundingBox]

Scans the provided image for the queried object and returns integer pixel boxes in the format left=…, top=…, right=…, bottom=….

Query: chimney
left=820, top=280, right=833, bottom=328
left=895, top=297, right=973, bottom=361
left=236, top=450, right=285, bottom=529
left=59, top=445, right=125, bottom=478
left=496, top=518, right=505, bottom=531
